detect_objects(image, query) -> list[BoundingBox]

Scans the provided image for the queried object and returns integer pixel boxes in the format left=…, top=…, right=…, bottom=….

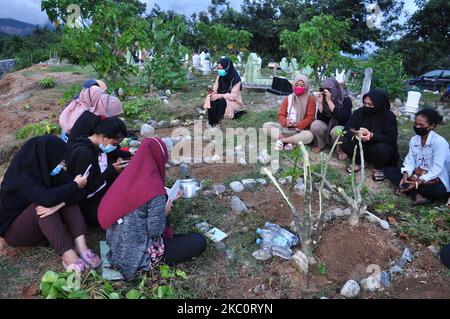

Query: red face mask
left=294, top=86, right=305, bottom=96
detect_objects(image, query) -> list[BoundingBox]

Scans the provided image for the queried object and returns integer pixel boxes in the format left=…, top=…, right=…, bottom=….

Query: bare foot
left=312, top=147, right=323, bottom=153
left=337, top=152, right=348, bottom=161
left=62, top=249, right=80, bottom=266
left=414, top=193, right=430, bottom=205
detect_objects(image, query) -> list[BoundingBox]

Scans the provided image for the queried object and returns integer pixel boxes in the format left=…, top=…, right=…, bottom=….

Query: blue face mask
left=99, top=143, right=117, bottom=154
left=49, top=164, right=63, bottom=176
left=217, top=69, right=227, bottom=77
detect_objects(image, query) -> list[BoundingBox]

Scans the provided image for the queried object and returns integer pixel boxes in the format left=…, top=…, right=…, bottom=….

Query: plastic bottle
left=264, top=222, right=299, bottom=246
left=256, top=238, right=293, bottom=259
left=256, top=229, right=289, bottom=247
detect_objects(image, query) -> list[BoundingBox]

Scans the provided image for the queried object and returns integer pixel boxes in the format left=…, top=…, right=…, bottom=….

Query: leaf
left=109, top=292, right=121, bottom=299
left=41, top=271, right=59, bottom=284
left=157, top=286, right=174, bottom=299
left=175, top=270, right=187, bottom=280
left=160, top=265, right=171, bottom=278
left=126, top=289, right=141, bottom=299
left=318, top=263, right=327, bottom=276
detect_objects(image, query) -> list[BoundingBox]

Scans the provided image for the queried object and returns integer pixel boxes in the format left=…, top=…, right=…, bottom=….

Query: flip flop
left=372, top=169, right=385, bottom=182
left=347, top=164, right=361, bottom=174
left=284, top=143, right=294, bottom=151
left=63, top=258, right=88, bottom=273
left=80, top=249, right=101, bottom=269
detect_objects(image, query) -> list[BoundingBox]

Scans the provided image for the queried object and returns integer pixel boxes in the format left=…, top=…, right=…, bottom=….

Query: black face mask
left=414, top=126, right=429, bottom=136
left=363, top=107, right=377, bottom=115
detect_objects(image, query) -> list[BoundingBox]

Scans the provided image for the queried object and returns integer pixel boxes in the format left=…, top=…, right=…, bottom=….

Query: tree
left=194, top=23, right=253, bottom=58
left=52, top=1, right=150, bottom=92
left=42, top=0, right=147, bottom=26
left=390, top=0, right=449, bottom=76
left=288, top=15, right=350, bottom=83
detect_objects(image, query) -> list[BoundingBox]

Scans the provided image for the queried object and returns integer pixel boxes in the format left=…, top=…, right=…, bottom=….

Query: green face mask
left=217, top=69, right=227, bottom=77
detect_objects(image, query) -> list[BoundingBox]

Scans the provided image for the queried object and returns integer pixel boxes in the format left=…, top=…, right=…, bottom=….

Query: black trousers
left=341, top=137, right=394, bottom=169
left=383, top=167, right=448, bottom=201
left=207, top=98, right=227, bottom=126
left=163, top=232, right=207, bottom=264
left=79, top=186, right=109, bottom=227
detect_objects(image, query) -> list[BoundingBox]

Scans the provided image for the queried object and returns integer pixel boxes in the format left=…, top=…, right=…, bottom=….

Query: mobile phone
left=83, top=164, right=92, bottom=178
left=399, top=183, right=409, bottom=190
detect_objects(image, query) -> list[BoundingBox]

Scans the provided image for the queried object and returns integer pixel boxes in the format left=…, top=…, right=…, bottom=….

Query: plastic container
left=264, top=222, right=299, bottom=246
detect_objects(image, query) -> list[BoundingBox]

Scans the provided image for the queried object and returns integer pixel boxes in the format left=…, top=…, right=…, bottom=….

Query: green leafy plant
left=40, top=271, right=89, bottom=299
left=38, top=77, right=57, bottom=89
left=368, top=49, right=408, bottom=99
left=59, top=85, right=81, bottom=107
left=16, top=121, right=60, bottom=140
left=318, top=263, right=327, bottom=276
left=122, top=97, right=171, bottom=122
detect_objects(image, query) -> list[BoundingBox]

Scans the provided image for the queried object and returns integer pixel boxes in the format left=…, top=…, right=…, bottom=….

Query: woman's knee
left=369, top=143, right=394, bottom=163
left=190, top=232, right=207, bottom=255
left=310, top=120, right=326, bottom=134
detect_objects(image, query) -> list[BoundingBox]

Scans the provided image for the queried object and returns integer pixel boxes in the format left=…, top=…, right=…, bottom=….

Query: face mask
left=294, top=87, right=305, bottom=96
left=414, top=126, right=429, bottom=136
left=99, top=143, right=117, bottom=154
left=49, top=164, right=63, bottom=176
left=363, top=107, right=377, bottom=115
left=217, top=69, right=227, bottom=77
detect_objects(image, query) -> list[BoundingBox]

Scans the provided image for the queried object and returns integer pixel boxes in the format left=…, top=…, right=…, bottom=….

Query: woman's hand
left=313, top=92, right=323, bottom=103
left=36, top=203, right=65, bottom=219
left=324, top=89, right=332, bottom=103
left=165, top=200, right=174, bottom=216
left=287, top=120, right=296, bottom=128
left=400, top=181, right=416, bottom=193
left=210, top=93, right=222, bottom=101
left=399, top=172, right=409, bottom=187
left=74, top=174, right=88, bottom=189
left=113, top=159, right=125, bottom=174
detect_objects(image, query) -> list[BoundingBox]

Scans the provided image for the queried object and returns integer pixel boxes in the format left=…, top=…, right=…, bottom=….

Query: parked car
left=408, top=69, right=450, bottom=92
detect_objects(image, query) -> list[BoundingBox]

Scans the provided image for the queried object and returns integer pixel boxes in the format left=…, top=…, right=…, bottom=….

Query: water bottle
left=264, top=222, right=299, bottom=246
left=256, top=229, right=289, bottom=247
left=256, top=238, right=272, bottom=251
left=271, top=245, right=293, bottom=260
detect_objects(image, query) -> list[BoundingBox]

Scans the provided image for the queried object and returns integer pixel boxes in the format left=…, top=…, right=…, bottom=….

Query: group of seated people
left=0, top=80, right=206, bottom=280
left=204, top=57, right=450, bottom=207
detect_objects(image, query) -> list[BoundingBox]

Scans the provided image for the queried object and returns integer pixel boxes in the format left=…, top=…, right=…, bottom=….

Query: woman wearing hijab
left=342, top=88, right=399, bottom=181
left=59, top=86, right=124, bottom=136
left=310, top=77, right=352, bottom=159
left=66, top=118, right=128, bottom=227
left=262, top=75, right=315, bottom=150
left=72, top=79, right=108, bottom=100
left=98, top=137, right=206, bottom=281
left=0, top=135, right=100, bottom=272
left=384, top=108, right=449, bottom=205
left=203, top=57, right=244, bottom=127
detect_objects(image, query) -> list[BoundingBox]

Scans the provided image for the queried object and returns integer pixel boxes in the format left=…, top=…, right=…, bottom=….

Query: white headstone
left=360, top=68, right=373, bottom=96
left=336, top=69, right=346, bottom=84
left=291, top=58, right=299, bottom=71
left=280, top=58, right=289, bottom=72
left=404, top=91, right=422, bottom=114
left=192, top=54, right=201, bottom=69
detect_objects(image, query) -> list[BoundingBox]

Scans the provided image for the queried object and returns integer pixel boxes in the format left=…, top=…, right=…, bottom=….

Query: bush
left=368, top=49, right=408, bottom=99
left=122, top=97, right=171, bottom=122
left=58, top=85, right=81, bottom=107
left=38, top=77, right=57, bottom=89
left=16, top=121, right=60, bottom=140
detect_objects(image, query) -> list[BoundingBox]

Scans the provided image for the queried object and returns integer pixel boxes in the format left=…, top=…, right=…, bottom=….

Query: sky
left=0, top=0, right=419, bottom=26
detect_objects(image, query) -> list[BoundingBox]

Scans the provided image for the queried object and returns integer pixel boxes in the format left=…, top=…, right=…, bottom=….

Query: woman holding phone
left=66, top=118, right=128, bottom=226
left=384, top=108, right=449, bottom=205
left=310, top=77, right=352, bottom=158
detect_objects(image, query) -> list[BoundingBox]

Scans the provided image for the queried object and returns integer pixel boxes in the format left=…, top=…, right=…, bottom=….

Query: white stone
left=257, top=150, right=272, bottom=164
left=340, top=280, right=360, bottom=298
left=252, top=249, right=272, bottom=262
left=360, top=276, right=381, bottom=292
left=242, top=179, right=257, bottom=190
left=170, top=119, right=181, bottom=127
left=285, top=176, right=293, bottom=184
left=292, top=250, right=309, bottom=275
left=230, top=181, right=244, bottom=193
left=394, top=98, right=402, bottom=108
left=278, top=178, right=287, bottom=185
left=140, top=124, right=155, bottom=138
left=256, top=178, right=268, bottom=186
left=428, top=245, right=440, bottom=256
left=238, top=157, right=247, bottom=166
left=165, top=89, right=172, bottom=96
left=211, top=184, right=226, bottom=195
left=231, top=196, right=247, bottom=214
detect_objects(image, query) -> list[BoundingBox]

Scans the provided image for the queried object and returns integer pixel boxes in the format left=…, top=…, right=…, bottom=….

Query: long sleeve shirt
left=401, top=130, right=450, bottom=191
left=277, top=95, right=316, bottom=130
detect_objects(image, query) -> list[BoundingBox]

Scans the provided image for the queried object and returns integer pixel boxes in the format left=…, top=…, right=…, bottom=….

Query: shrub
left=38, top=77, right=57, bottom=89
left=16, top=121, right=60, bottom=140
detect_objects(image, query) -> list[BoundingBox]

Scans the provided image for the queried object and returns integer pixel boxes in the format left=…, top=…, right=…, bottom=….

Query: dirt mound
left=315, top=222, right=404, bottom=283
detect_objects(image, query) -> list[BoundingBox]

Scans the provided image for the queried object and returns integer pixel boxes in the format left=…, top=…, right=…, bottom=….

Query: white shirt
left=401, top=130, right=450, bottom=191
left=287, top=95, right=298, bottom=123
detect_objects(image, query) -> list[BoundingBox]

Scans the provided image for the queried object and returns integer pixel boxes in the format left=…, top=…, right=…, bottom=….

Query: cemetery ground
left=0, top=64, right=449, bottom=299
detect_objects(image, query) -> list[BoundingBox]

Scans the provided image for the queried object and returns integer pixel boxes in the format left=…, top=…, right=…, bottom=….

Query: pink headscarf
left=59, top=86, right=123, bottom=133
left=98, top=137, right=169, bottom=230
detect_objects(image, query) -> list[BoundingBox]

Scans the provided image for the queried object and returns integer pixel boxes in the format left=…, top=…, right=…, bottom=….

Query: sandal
left=80, top=249, right=101, bottom=269
left=63, top=258, right=88, bottom=273
left=274, top=140, right=284, bottom=151
left=284, top=143, right=294, bottom=151
left=346, top=164, right=361, bottom=174
left=372, top=169, right=385, bottom=182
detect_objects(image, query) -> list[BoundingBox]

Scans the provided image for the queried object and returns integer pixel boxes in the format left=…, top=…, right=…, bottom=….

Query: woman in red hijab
left=98, top=137, right=206, bottom=281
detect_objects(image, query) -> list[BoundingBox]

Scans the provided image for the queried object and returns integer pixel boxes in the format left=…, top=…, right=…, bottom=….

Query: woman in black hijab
left=203, top=57, right=244, bottom=127
left=341, top=88, right=399, bottom=181
left=0, top=135, right=100, bottom=272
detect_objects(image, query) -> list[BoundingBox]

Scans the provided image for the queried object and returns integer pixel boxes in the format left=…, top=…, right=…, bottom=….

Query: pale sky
left=0, top=0, right=418, bottom=26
